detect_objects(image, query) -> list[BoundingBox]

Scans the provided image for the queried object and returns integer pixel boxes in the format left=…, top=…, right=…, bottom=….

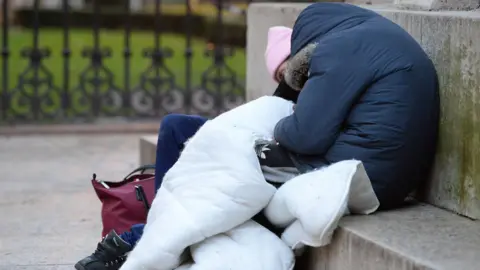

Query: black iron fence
left=0, top=0, right=247, bottom=124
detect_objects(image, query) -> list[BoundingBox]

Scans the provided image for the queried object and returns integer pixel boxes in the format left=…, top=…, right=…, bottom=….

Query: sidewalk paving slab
left=0, top=134, right=147, bottom=269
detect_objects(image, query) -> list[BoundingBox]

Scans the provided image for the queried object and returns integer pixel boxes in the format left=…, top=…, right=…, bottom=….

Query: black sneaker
left=74, top=230, right=133, bottom=270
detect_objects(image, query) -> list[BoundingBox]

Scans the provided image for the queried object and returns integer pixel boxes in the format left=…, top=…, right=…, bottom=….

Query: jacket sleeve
left=274, top=44, right=372, bottom=155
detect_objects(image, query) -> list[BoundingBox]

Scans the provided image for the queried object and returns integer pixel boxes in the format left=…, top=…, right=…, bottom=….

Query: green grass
left=1, top=28, right=246, bottom=92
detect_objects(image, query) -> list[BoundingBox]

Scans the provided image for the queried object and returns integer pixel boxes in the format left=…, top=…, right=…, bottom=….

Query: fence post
left=1, top=0, right=9, bottom=121
left=124, top=0, right=132, bottom=114
left=184, top=0, right=193, bottom=114
left=62, top=0, right=70, bottom=117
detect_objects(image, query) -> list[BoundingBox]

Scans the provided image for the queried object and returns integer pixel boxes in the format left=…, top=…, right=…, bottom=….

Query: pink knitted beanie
left=264, top=26, right=293, bottom=80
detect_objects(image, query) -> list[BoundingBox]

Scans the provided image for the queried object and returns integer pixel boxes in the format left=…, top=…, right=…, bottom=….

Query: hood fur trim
left=284, top=43, right=318, bottom=91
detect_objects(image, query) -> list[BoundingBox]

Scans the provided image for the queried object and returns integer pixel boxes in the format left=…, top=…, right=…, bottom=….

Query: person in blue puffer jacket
left=274, top=3, right=439, bottom=210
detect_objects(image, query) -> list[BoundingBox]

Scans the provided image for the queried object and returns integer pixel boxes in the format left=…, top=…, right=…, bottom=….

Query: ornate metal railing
left=0, top=0, right=245, bottom=124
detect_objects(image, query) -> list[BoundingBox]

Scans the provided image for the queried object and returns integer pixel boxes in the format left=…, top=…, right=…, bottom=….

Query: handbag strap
left=124, top=164, right=155, bottom=180
left=135, top=185, right=151, bottom=213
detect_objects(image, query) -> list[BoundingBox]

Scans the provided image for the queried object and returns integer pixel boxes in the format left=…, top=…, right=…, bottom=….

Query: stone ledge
left=139, top=135, right=157, bottom=165
left=302, top=203, right=480, bottom=270
left=394, top=0, right=480, bottom=11
left=138, top=135, right=480, bottom=269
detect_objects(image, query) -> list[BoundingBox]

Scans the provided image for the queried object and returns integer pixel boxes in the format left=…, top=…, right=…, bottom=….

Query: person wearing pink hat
left=265, top=26, right=292, bottom=83
left=265, top=26, right=301, bottom=104
left=75, top=27, right=297, bottom=270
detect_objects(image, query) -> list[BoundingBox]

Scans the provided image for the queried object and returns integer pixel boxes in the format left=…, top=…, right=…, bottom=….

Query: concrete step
left=300, top=203, right=480, bottom=270
left=139, top=135, right=480, bottom=270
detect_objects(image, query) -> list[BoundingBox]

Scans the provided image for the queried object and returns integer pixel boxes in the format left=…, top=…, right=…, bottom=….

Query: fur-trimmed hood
left=284, top=43, right=317, bottom=91
left=284, top=3, right=376, bottom=90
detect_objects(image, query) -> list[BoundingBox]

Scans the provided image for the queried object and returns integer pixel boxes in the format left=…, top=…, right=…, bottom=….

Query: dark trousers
left=154, top=114, right=208, bottom=191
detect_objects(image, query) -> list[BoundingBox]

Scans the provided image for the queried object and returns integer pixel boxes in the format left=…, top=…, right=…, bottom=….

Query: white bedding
left=120, top=96, right=379, bottom=270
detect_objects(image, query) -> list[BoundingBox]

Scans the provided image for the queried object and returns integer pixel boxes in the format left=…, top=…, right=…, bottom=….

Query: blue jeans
left=120, top=114, right=208, bottom=246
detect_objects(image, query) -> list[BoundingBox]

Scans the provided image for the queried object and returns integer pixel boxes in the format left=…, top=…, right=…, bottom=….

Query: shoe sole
left=74, top=262, right=86, bottom=270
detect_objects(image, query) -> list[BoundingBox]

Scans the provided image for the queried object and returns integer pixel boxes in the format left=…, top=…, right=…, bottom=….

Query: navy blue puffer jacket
left=274, top=3, right=439, bottom=209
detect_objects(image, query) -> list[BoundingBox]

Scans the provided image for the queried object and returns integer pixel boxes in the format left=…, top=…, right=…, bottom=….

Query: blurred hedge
left=14, top=4, right=246, bottom=48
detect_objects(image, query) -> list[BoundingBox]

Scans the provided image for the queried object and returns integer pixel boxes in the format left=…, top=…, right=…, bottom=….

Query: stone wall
left=348, top=0, right=394, bottom=5
left=247, top=3, right=480, bottom=219
left=394, top=0, right=480, bottom=10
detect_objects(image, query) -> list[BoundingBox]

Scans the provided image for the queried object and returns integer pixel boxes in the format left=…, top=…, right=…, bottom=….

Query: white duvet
left=121, top=96, right=379, bottom=270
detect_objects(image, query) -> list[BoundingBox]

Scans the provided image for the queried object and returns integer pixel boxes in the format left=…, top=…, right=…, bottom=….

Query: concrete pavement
left=0, top=134, right=148, bottom=269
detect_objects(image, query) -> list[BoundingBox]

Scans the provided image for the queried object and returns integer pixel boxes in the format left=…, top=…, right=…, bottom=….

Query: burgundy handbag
left=91, top=165, right=156, bottom=237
